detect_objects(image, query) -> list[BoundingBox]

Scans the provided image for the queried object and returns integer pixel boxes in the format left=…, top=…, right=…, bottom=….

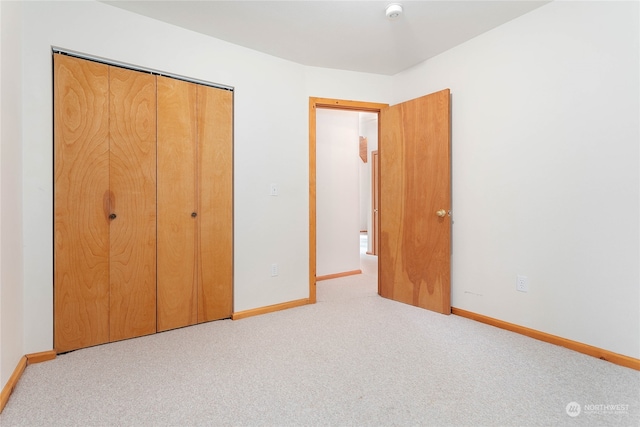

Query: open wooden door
left=379, top=89, right=451, bottom=314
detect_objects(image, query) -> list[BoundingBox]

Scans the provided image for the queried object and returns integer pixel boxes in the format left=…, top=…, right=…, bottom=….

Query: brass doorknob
left=436, top=209, right=447, bottom=218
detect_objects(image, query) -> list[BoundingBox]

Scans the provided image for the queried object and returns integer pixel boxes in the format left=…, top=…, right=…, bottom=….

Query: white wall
left=305, top=66, right=391, bottom=104
left=0, top=0, right=24, bottom=389
left=359, top=113, right=378, bottom=252
left=358, top=159, right=367, bottom=232
left=392, top=1, right=640, bottom=358
left=1, top=0, right=3, bottom=389
left=316, top=109, right=361, bottom=277
left=17, top=0, right=391, bottom=355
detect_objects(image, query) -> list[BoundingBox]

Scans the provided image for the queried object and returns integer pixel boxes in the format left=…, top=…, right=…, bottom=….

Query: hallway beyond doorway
left=359, top=232, right=377, bottom=278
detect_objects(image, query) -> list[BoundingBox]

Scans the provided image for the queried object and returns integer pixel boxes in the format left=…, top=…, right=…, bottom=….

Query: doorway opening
left=308, top=98, right=388, bottom=303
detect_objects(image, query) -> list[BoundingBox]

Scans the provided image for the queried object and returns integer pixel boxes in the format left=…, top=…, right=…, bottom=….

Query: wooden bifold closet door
left=156, top=76, right=233, bottom=332
left=54, top=55, right=112, bottom=352
left=54, top=54, right=232, bottom=353
left=108, top=66, right=157, bottom=342
left=54, top=55, right=156, bottom=352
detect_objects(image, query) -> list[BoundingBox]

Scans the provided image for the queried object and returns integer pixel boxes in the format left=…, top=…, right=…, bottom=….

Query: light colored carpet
left=1, top=254, right=638, bottom=426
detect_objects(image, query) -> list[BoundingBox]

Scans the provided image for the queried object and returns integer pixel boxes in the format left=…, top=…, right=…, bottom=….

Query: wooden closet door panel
left=157, top=76, right=198, bottom=332
left=54, top=54, right=110, bottom=352
left=197, top=86, right=233, bottom=322
left=109, top=67, right=157, bottom=341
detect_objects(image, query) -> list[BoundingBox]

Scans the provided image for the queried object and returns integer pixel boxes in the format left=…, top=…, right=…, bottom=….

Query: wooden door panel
left=109, top=67, right=157, bottom=341
left=197, top=86, right=234, bottom=323
left=379, top=89, right=451, bottom=314
left=157, top=76, right=198, bottom=332
left=54, top=54, right=110, bottom=352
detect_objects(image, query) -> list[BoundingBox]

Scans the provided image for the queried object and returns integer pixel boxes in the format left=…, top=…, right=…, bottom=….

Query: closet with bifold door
left=54, top=53, right=233, bottom=353
left=156, top=75, right=234, bottom=332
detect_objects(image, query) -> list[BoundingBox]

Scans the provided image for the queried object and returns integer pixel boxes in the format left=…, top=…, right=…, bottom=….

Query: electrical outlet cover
left=516, top=275, right=529, bottom=292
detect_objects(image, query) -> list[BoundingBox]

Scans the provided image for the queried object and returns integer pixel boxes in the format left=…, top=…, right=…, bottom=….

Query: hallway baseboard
left=316, top=270, right=362, bottom=282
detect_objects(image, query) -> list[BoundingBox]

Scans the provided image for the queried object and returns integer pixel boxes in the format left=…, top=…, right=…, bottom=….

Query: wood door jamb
left=308, top=97, right=388, bottom=304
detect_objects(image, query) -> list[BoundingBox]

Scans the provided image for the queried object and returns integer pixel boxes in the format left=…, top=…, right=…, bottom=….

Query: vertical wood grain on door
left=55, top=55, right=234, bottom=348
left=197, top=85, right=233, bottom=322
left=379, top=89, right=451, bottom=314
left=54, top=54, right=110, bottom=352
left=157, top=76, right=198, bottom=332
left=109, top=67, right=157, bottom=341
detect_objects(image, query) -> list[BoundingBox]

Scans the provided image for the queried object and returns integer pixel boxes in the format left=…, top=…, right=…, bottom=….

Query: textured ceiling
left=104, top=1, right=551, bottom=75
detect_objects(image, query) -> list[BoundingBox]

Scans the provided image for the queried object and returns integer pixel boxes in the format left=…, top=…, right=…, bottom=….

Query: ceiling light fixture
left=385, top=3, right=403, bottom=20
